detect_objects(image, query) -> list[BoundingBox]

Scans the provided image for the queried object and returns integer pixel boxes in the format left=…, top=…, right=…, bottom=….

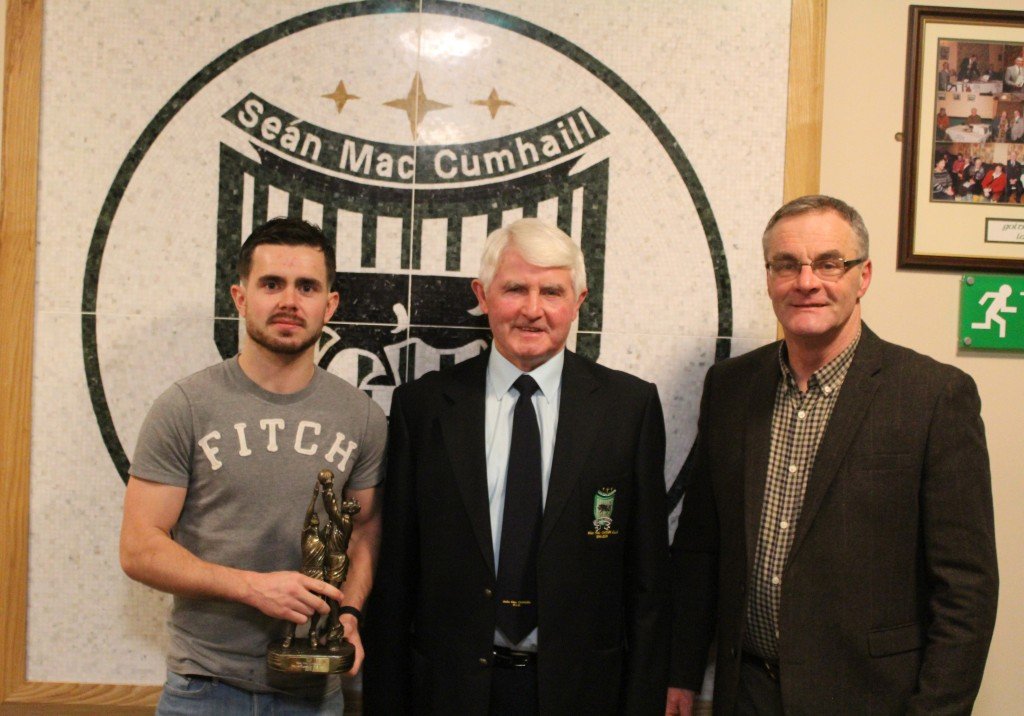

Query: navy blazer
left=365, top=349, right=671, bottom=715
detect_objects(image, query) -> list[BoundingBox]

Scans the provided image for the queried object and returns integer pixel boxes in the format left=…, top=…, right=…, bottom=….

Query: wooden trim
left=1, top=684, right=160, bottom=712
left=776, top=0, right=827, bottom=340
left=784, top=0, right=827, bottom=202
left=1, top=0, right=42, bottom=708
left=0, top=0, right=827, bottom=711
left=0, top=0, right=155, bottom=711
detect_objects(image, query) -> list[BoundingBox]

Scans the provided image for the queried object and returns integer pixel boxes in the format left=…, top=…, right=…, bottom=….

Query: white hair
left=477, top=218, right=587, bottom=296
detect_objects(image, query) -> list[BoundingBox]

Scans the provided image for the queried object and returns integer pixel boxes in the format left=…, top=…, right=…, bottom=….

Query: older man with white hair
left=365, top=218, right=671, bottom=715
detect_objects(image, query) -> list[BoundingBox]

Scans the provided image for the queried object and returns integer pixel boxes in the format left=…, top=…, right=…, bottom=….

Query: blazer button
left=729, top=646, right=737, bottom=658
left=479, top=657, right=489, bottom=666
left=483, top=588, right=493, bottom=598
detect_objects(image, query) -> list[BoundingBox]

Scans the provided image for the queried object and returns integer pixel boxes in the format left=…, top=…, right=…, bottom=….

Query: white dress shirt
left=484, top=348, right=564, bottom=649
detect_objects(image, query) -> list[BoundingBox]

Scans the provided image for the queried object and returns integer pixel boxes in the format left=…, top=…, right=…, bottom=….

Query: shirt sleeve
left=344, top=398, right=388, bottom=491
left=128, top=384, right=194, bottom=488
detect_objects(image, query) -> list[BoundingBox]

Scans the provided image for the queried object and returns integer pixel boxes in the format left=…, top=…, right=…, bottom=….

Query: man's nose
left=278, top=285, right=299, bottom=306
left=522, top=291, right=542, bottom=316
left=795, top=263, right=820, bottom=290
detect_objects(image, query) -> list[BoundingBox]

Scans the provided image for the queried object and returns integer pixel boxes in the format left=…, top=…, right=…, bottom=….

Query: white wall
left=820, top=1, right=1023, bottom=712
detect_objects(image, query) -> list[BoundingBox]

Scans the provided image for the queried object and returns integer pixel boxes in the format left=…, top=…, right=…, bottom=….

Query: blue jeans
left=156, top=671, right=343, bottom=715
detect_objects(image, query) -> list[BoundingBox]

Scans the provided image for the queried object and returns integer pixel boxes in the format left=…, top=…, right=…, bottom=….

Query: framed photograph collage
left=900, top=6, right=1024, bottom=270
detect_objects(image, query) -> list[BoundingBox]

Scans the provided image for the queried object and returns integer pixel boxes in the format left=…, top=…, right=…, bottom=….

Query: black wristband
left=337, top=605, right=363, bottom=624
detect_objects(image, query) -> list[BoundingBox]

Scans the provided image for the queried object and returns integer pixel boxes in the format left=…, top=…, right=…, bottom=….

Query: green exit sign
left=960, top=274, right=1024, bottom=351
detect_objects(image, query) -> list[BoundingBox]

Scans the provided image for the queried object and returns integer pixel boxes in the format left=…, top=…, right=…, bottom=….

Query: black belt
left=741, top=651, right=780, bottom=682
left=492, top=645, right=537, bottom=668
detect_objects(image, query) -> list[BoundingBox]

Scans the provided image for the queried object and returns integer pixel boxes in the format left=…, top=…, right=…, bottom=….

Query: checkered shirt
left=743, top=333, right=860, bottom=660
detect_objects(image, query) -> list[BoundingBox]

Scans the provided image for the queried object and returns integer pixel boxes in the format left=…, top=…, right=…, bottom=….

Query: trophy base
left=267, top=640, right=354, bottom=674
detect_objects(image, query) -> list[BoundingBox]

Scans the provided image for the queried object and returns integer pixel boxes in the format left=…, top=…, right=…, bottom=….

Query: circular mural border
left=81, top=0, right=731, bottom=494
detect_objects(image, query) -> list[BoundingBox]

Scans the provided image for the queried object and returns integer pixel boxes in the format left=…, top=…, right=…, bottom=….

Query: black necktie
left=496, top=374, right=542, bottom=644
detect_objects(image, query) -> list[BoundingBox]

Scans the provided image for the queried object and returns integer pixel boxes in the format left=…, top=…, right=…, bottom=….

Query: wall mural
left=30, top=0, right=788, bottom=683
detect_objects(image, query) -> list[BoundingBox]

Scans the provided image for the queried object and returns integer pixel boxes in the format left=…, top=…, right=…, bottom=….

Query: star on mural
left=472, top=88, right=514, bottom=119
left=322, top=80, right=359, bottom=113
left=385, top=72, right=450, bottom=140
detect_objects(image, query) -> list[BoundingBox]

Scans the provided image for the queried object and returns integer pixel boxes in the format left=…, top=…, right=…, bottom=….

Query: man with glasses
left=666, top=195, right=998, bottom=715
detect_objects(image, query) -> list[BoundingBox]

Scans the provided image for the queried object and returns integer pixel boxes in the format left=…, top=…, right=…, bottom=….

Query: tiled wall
left=29, top=0, right=789, bottom=684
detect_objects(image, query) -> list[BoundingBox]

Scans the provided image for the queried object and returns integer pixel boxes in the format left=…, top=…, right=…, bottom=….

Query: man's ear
left=471, top=279, right=489, bottom=314
left=324, top=290, right=340, bottom=322
left=573, top=288, right=589, bottom=318
left=856, top=259, right=872, bottom=300
left=230, top=282, right=246, bottom=316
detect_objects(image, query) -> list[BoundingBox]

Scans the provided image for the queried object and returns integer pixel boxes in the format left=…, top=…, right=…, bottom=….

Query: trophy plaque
left=267, top=468, right=361, bottom=674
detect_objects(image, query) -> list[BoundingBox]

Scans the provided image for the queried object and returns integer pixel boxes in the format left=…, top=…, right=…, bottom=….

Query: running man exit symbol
left=960, top=275, right=1024, bottom=351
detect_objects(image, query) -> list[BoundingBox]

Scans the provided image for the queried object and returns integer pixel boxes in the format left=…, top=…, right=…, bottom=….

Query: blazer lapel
left=787, top=328, right=884, bottom=561
left=439, top=355, right=495, bottom=575
left=542, top=352, right=601, bottom=547
left=744, top=349, right=781, bottom=572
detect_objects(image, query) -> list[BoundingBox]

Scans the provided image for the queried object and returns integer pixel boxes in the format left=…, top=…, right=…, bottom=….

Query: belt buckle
left=509, top=650, right=532, bottom=667
left=742, top=651, right=780, bottom=682
left=492, top=647, right=533, bottom=668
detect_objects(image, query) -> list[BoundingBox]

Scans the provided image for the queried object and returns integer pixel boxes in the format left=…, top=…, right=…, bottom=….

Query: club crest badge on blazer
left=589, top=487, right=618, bottom=538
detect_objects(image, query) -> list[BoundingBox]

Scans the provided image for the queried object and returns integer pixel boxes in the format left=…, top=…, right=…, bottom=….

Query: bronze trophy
left=267, top=468, right=361, bottom=674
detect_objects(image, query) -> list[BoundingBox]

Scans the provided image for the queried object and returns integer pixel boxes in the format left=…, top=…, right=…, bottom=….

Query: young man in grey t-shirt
left=121, top=218, right=386, bottom=714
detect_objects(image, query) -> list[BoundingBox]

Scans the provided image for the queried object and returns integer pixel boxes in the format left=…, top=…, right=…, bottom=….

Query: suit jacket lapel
left=745, top=348, right=781, bottom=572
left=542, top=351, right=600, bottom=547
left=439, top=355, right=495, bottom=575
left=788, top=328, right=884, bottom=561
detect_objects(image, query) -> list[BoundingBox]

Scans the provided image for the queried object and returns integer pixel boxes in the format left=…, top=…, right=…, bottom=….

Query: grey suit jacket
left=670, top=325, right=998, bottom=715
left=1005, top=63, right=1024, bottom=90
left=365, top=349, right=671, bottom=715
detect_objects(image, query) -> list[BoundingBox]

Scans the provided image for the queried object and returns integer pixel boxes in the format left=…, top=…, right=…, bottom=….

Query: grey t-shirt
left=130, top=357, right=386, bottom=696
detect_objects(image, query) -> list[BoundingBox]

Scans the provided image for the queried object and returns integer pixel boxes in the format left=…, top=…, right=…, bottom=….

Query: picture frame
left=899, top=5, right=1024, bottom=271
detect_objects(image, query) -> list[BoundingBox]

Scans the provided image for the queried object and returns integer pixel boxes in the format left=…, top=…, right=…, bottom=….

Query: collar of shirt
left=486, top=348, right=564, bottom=408
left=778, top=328, right=861, bottom=397
left=484, top=350, right=564, bottom=503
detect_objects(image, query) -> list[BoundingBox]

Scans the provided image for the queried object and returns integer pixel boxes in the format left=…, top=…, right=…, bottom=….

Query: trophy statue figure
left=280, top=484, right=326, bottom=651
left=267, top=469, right=361, bottom=673
left=319, top=469, right=362, bottom=649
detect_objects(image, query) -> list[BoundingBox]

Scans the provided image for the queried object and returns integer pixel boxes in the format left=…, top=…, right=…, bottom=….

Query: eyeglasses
left=765, top=257, right=867, bottom=281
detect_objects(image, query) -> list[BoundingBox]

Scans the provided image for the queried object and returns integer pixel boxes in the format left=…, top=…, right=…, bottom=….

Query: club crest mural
left=31, top=0, right=788, bottom=685
left=84, top=2, right=732, bottom=488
